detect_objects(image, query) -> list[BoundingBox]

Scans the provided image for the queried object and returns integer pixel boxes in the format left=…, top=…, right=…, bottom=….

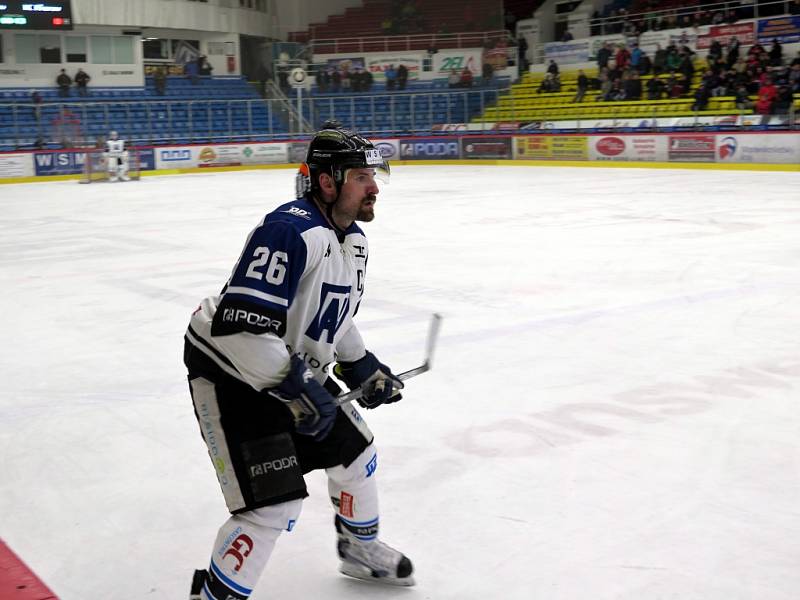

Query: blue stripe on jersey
left=209, top=560, right=253, bottom=595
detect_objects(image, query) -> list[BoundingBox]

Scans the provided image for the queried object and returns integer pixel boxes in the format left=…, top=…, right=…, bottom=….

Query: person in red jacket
left=755, top=76, right=777, bottom=114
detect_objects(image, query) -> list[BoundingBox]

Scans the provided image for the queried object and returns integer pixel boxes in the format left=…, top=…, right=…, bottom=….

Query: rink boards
left=1, top=131, right=798, bottom=183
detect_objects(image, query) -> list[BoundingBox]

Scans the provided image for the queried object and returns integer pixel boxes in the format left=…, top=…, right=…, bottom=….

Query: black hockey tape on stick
left=334, top=313, right=442, bottom=407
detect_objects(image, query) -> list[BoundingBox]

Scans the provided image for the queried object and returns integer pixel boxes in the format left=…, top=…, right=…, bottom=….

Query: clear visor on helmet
left=343, top=162, right=390, bottom=186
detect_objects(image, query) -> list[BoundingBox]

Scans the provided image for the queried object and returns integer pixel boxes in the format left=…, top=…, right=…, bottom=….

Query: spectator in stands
left=573, top=69, right=588, bottom=102
left=482, top=62, right=494, bottom=86
left=596, top=69, right=612, bottom=101
left=692, top=80, right=711, bottom=111
left=330, top=68, right=341, bottom=93
left=707, top=40, right=723, bottom=68
left=726, top=36, right=741, bottom=68
left=647, top=76, right=665, bottom=100
left=56, top=69, right=71, bottom=98
left=537, top=72, right=559, bottom=93
left=667, top=74, right=683, bottom=98
left=340, top=67, right=352, bottom=93
left=363, top=68, right=374, bottom=92
left=74, top=68, right=91, bottom=97
left=791, top=0, right=800, bottom=15
left=317, top=68, right=329, bottom=93
left=624, top=71, right=642, bottom=100
left=154, top=67, right=167, bottom=96
left=547, top=60, right=559, bottom=77
left=653, top=44, right=667, bottom=76
left=768, top=39, right=783, bottom=67
left=561, top=29, right=573, bottom=42
left=734, top=84, right=754, bottom=110
left=791, top=51, right=800, bottom=68
left=385, top=64, right=397, bottom=91
left=638, top=51, right=652, bottom=76
left=790, top=63, right=800, bottom=92
left=448, top=68, right=460, bottom=88
left=604, top=78, right=625, bottom=101
left=517, top=37, right=529, bottom=72
left=774, top=85, right=793, bottom=115
left=30, top=89, right=43, bottom=121
left=630, top=43, right=643, bottom=71
left=615, top=44, right=631, bottom=71
left=185, top=59, right=200, bottom=85
left=756, top=76, right=778, bottom=114
left=397, top=64, right=408, bottom=90
left=597, top=42, right=612, bottom=71
left=198, top=55, right=213, bottom=77
left=459, top=66, right=474, bottom=88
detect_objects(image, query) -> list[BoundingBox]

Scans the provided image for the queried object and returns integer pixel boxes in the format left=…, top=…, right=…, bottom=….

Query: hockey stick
left=334, top=312, right=442, bottom=406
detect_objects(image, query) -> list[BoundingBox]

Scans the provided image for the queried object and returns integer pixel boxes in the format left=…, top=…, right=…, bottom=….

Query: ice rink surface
left=1, top=164, right=799, bottom=600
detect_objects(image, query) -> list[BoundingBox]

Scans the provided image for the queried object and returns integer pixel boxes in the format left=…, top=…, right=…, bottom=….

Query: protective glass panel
left=113, top=36, right=133, bottom=64
left=15, top=34, right=38, bottom=63
left=91, top=36, right=112, bottom=64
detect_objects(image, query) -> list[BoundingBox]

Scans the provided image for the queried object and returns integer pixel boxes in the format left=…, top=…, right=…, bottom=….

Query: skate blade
left=339, top=562, right=416, bottom=587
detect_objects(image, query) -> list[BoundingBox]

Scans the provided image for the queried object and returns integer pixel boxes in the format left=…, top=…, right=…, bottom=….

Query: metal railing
left=308, top=29, right=514, bottom=54
left=0, top=98, right=285, bottom=149
left=4, top=87, right=792, bottom=150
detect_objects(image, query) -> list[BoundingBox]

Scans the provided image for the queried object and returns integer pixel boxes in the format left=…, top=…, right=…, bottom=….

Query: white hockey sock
left=326, top=443, right=380, bottom=540
left=201, top=499, right=302, bottom=600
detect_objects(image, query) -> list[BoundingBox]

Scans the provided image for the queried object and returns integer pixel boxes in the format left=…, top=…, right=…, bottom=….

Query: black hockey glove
left=335, top=351, right=404, bottom=409
left=272, top=355, right=337, bottom=441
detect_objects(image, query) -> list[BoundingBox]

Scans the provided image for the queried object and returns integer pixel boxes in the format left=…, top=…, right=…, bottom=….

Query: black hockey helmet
left=296, top=120, right=389, bottom=200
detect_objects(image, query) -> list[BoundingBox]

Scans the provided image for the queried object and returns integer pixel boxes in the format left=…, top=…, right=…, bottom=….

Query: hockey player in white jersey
left=184, top=122, right=414, bottom=600
left=104, top=131, right=129, bottom=181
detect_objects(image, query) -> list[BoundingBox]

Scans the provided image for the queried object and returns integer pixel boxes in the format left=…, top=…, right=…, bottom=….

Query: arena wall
left=1, top=132, right=798, bottom=183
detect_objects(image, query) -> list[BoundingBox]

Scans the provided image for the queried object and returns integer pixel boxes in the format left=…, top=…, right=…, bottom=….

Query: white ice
left=1, top=165, right=799, bottom=600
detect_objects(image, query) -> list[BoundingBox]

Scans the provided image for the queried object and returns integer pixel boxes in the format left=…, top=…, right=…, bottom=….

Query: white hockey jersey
left=185, top=198, right=369, bottom=391
left=106, top=139, right=125, bottom=156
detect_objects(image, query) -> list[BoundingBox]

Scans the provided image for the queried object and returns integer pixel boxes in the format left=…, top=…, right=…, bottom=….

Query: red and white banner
left=696, top=23, right=755, bottom=50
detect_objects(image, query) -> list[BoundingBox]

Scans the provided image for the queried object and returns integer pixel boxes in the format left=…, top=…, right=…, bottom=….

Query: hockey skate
left=335, top=516, right=415, bottom=586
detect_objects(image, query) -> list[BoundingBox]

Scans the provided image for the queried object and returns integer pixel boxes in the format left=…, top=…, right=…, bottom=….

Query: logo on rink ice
left=718, top=136, right=738, bottom=160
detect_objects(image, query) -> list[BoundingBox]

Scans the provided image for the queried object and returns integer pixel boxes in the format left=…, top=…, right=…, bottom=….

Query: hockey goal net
left=79, top=147, right=142, bottom=183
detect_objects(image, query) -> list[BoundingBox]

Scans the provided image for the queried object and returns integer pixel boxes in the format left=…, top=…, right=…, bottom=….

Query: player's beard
left=356, top=194, right=377, bottom=222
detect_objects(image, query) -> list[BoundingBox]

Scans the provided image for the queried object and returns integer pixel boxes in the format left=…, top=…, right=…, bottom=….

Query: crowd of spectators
left=540, top=36, right=798, bottom=116
left=592, top=2, right=739, bottom=38
left=316, top=65, right=375, bottom=93
left=55, top=68, right=92, bottom=98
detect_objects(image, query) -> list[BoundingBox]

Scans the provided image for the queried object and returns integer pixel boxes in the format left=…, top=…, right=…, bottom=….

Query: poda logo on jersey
left=281, top=206, right=311, bottom=220
left=249, top=455, right=298, bottom=476
left=718, top=136, right=737, bottom=160
left=222, top=307, right=281, bottom=331
left=222, top=533, right=254, bottom=573
left=306, top=283, right=351, bottom=343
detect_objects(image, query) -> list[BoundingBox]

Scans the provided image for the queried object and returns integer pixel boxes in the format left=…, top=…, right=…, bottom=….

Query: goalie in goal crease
left=104, top=131, right=131, bottom=182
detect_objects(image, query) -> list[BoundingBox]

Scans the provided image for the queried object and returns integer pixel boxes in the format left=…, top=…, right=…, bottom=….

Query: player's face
left=335, top=168, right=380, bottom=224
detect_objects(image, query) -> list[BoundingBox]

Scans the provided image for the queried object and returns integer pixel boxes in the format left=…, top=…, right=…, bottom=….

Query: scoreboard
left=0, top=1, right=73, bottom=30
